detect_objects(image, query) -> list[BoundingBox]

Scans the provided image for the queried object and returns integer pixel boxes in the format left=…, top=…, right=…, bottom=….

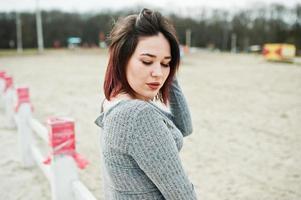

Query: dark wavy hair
left=103, top=8, right=180, bottom=104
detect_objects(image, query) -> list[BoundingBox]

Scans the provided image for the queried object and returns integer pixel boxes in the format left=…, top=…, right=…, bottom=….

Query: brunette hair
left=103, top=8, right=180, bottom=104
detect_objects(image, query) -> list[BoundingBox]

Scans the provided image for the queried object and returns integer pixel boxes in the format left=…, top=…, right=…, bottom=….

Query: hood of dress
left=94, top=99, right=128, bottom=128
left=94, top=112, right=104, bottom=128
left=94, top=99, right=170, bottom=129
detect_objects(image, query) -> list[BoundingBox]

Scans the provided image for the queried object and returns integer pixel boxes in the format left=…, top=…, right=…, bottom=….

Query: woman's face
left=126, top=32, right=171, bottom=101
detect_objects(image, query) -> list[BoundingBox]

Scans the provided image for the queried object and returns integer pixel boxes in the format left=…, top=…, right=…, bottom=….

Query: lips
left=146, top=82, right=160, bottom=90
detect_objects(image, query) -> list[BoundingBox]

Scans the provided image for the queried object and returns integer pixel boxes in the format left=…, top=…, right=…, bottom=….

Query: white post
left=16, top=12, right=23, bottom=53
left=47, top=117, right=79, bottom=200
left=0, top=71, right=5, bottom=95
left=51, top=156, right=78, bottom=200
left=36, top=0, right=44, bottom=53
left=4, top=87, right=16, bottom=128
left=0, top=72, right=5, bottom=107
left=16, top=103, right=35, bottom=167
left=0, top=80, right=4, bottom=95
left=15, top=87, right=35, bottom=167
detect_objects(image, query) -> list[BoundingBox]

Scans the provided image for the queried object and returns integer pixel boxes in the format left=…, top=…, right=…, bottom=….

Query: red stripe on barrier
left=15, top=87, right=34, bottom=112
left=44, top=117, right=89, bottom=169
left=0, top=71, right=6, bottom=79
left=4, top=76, right=13, bottom=92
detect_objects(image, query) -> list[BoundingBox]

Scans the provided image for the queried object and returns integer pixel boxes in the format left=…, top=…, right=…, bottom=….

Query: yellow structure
left=262, top=43, right=296, bottom=62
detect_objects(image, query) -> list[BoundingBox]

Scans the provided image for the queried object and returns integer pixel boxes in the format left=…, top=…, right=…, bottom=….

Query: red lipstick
left=146, top=82, right=160, bottom=90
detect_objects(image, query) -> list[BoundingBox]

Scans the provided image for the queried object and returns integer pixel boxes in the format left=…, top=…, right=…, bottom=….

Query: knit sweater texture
left=95, top=79, right=197, bottom=199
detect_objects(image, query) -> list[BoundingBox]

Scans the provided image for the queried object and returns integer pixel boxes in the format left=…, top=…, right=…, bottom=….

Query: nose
left=151, top=63, right=163, bottom=77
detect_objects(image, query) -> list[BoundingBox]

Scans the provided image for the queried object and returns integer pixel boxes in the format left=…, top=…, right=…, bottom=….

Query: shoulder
left=114, top=99, right=153, bottom=115
left=125, top=100, right=162, bottom=121
left=106, top=99, right=159, bottom=124
left=100, top=100, right=159, bottom=152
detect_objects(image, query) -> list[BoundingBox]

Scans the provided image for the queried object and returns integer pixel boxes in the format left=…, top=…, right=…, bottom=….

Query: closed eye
left=161, top=63, right=170, bottom=67
left=142, top=61, right=152, bottom=66
left=142, top=60, right=169, bottom=67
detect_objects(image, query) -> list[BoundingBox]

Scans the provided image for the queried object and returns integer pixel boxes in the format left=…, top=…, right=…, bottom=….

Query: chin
left=136, top=89, right=159, bottom=101
left=141, top=93, right=157, bottom=101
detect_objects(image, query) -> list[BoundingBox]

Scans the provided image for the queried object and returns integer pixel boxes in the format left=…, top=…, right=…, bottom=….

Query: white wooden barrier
left=0, top=71, right=5, bottom=96
left=3, top=76, right=16, bottom=128
left=0, top=76, right=97, bottom=200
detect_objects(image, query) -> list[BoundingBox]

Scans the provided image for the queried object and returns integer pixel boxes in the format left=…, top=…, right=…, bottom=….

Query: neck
left=112, top=93, right=153, bottom=102
left=111, top=93, right=133, bottom=101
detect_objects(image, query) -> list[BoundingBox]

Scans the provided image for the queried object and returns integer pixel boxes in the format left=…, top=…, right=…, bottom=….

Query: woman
left=95, top=8, right=197, bottom=199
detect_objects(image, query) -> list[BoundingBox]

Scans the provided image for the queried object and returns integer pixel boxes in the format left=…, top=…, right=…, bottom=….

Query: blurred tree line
left=0, top=3, right=300, bottom=53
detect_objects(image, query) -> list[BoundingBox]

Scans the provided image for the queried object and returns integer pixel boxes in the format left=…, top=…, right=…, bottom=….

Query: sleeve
left=169, top=78, right=193, bottom=137
left=129, top=106, right=197, bottom=199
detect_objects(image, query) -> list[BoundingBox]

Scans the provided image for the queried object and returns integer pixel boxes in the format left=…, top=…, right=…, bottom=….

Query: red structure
left=44, top=117, right=88, bottom=169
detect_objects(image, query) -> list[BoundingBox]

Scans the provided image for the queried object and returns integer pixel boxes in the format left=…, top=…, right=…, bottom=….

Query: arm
left=129, top=106, right=197, bottom=199
left=169, top=78, right=193, bottom=137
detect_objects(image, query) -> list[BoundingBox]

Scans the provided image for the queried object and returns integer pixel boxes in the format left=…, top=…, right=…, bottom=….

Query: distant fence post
left=0, top=71, right=6, bottom=107
left=4, top=76, right=16, bottom=128
left=15, top=87, right=35, bottom=167
left=0, top=71, right=5, bottom=96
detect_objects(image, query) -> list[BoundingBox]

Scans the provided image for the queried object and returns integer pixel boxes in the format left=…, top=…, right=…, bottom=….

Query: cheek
left=130, top=61, right=144, bottom=79
left=163, top=67, right=171, bottom=80
left=126, top=60, right=145, bottom=85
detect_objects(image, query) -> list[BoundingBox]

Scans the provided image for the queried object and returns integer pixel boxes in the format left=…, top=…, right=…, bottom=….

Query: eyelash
left=142, top=61, right=170, bottom=68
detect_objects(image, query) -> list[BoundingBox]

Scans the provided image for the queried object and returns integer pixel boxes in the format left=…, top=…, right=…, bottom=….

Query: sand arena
left=0, top=49, right=300, bottom=200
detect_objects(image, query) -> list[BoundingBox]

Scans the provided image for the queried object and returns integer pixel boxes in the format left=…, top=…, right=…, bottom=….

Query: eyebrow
left=140, top=53, right=171, bottom=60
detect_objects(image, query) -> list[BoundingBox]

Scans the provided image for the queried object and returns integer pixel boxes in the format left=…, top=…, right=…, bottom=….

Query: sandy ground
left=0, top=49, right=300, bottom=200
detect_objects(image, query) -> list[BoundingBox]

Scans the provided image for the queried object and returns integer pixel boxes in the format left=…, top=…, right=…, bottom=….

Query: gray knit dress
left=95, top=79, right=197, bottom=199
